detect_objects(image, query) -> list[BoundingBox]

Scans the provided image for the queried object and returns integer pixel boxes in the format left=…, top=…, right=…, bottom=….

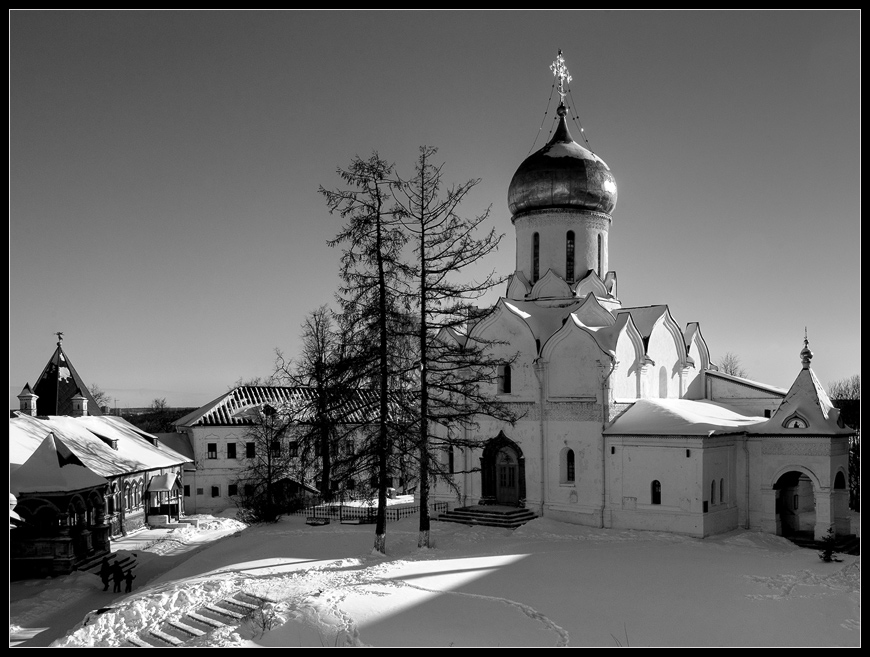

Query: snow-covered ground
left=10, top=511, right=860, bottom=647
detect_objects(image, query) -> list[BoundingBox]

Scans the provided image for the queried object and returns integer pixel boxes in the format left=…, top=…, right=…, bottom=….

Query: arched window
left=566, top=231, right=575, bottom=282
left=711, top=480, right=717, bottom=505
left=651, top=480, right=661, bottom=505
left=566, top=449, right=575, bottom=482
left=720, top=478, right=725, bottom=503
left=498, top=364, right=512, bottom=394
left=659, top=366, right=668, bottom=398
left=532, top=233, right=540, bottom=283
left=597, top=233, right=603, bottom=278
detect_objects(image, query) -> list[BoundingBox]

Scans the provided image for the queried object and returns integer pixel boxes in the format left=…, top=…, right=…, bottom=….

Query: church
left=430, top=53, right=854, bottom=542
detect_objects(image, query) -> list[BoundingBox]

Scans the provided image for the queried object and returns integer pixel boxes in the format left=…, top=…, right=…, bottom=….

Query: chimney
left=17, top=384, right=38, bottom=417
left=71, top=388, right=88, bottom=417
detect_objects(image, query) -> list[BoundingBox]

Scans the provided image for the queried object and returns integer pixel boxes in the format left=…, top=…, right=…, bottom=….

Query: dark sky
left=10, top=10, right=860, bottom=408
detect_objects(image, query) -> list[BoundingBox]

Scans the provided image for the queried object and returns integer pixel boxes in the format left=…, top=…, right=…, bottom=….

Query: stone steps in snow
left=204, top=602, right=246, bottom=620
left=186, top=610, right=227, bottom=629
left=223, top=597, right=260, bottom=612
left=125, top=635, right=153, bottom=647
left=148, top=627, right=184, bottom=646
left=167, top=619, right=206, bottom=638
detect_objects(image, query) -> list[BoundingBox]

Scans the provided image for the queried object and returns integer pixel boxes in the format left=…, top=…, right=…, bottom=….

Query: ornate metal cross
left=550, top=49, right=572, bottom=103
left=55, top=331, right=64, bottom=344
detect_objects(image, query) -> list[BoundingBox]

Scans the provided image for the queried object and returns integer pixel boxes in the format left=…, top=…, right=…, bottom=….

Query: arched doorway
left=773, top=470, right=816, bottom=537
left=480, top=433, right=526, bottom=506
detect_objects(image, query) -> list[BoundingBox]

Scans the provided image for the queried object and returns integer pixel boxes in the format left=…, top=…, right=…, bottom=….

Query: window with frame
left=184, top=485, right=191, bottom=497
left=711, top=480, right=717, bottom=505
left=288, top=441, right=299, bottom=457
left=196, top=488, right=204, bottom=496
left=498, top=364, right=512, bottom=394
left=720, top=478, right=725, bottom=503
left=227, top=443, right=237, bottom=459
left=597, top=233, right=603, bottom=278
left=532, top=232, right=540, bottom=282
left=246, top=442, right=255, bottom=458
left=651, top=480, right=662, bottom=505
left=228, top=484, right=238, bottom=497
left=207, top=443, right=217, bottom=459
left=566, top=449, right=575, bottom=483
left=211, top=486, right=220, bottom=498
left=566, top=231, right=575, bottom=282
left=270, top=441, right=281, bottom=457
left=244, top=484, right=255, bottom=497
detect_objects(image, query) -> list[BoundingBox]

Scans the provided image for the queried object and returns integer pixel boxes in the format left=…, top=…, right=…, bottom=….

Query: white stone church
left=430, top=55, right=854, bottom=541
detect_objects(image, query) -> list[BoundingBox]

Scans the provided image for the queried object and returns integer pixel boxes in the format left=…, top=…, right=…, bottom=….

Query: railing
left=295, top=501, right=447, bottom=523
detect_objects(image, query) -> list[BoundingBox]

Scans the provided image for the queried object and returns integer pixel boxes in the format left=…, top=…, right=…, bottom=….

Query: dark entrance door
left=495, top=447, right=519, bottom=505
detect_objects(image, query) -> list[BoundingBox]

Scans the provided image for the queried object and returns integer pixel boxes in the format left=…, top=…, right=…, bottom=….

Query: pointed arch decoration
left=573, top=269, right=610, bottom=299
left=529, top=269, right=573, bottom=301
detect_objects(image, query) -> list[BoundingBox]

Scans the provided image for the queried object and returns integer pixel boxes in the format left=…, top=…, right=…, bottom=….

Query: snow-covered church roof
left=604, top=398, right=766, bottom=436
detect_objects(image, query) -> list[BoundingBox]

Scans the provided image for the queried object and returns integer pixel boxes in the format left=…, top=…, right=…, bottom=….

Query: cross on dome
left=551, top=49, right=572, bottom=104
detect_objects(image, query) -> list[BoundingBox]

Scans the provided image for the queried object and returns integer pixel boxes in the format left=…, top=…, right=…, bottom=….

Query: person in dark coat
left=112, top=561, right=124, bottom=593
left=124, top=569, right=136, bottom=593
left=99, top=557, right=111, bottom=591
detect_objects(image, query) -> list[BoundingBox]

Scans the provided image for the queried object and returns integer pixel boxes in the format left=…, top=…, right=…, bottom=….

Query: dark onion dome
left=508, top=104, right=617, bottom=216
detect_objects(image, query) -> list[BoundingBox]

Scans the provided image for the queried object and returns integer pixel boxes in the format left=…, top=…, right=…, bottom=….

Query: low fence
left=295, top=501, right=448, bottom=523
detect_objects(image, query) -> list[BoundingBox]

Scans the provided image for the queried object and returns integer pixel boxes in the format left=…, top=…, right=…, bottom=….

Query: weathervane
left=550, top=49, right=572, bottom=104
left=56, top=331, right=64, bottom=345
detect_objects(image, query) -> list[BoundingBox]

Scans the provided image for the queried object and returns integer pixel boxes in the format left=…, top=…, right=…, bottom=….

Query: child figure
left=125, top=569, right=136, bottom=593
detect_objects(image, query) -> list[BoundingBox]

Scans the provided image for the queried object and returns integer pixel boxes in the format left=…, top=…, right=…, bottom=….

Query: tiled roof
left=174, top=386, right=383, bottom=428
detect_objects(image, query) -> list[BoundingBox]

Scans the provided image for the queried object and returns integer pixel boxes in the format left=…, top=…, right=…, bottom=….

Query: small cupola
left=70, top=388, right=88, bottom=417
left=17, top=383, right=39, bottom=416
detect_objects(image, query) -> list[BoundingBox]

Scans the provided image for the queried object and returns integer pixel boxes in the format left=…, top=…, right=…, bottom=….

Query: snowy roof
left=146, top=472, right=180, bottom=492
left=9, top=414, right=190, bottom=478
left=174, top=386, right=383, bottom=428
left=749, top=365, right=856, bottom=436
left=10, top=432, right=108, bottom=496
left=604, top=398, right=766, bottom=436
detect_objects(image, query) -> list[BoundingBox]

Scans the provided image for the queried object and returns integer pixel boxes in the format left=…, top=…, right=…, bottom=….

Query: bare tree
left=321, top=152, right=411, bottom=555
left=88, top=383, right=112, bottom=410
left=828, top=374, right=860, bottom=511
left=274, top=306, right=360, bottom=502
left=719, top=352, right=748, bottom=378
left=233, top=403, right=302, bottom=523
left=394, top=145, right=519, bottom=548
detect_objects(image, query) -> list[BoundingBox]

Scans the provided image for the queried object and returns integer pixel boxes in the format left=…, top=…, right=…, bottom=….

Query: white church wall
left=545, top=331, right=603, bottom=400
left=604, top=436, right=707, bottom=537
left=471, top=310, right=538, bottom=403
left=544, top=413, right=606, bottom=527
left=645, top=326, right=682, bottom=399
left=706, top=375, right=784, bottom=416
left=612, top=334, right=641, bottom=401
left=681, top=332, right=710, bottom=400
left=701, top=441, right=739, bottom=536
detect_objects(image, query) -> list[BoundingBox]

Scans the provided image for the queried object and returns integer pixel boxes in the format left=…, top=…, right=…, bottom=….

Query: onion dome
left=800, top=333, right=813, bottom=370
left=508, top=104, right=617, bottom=216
